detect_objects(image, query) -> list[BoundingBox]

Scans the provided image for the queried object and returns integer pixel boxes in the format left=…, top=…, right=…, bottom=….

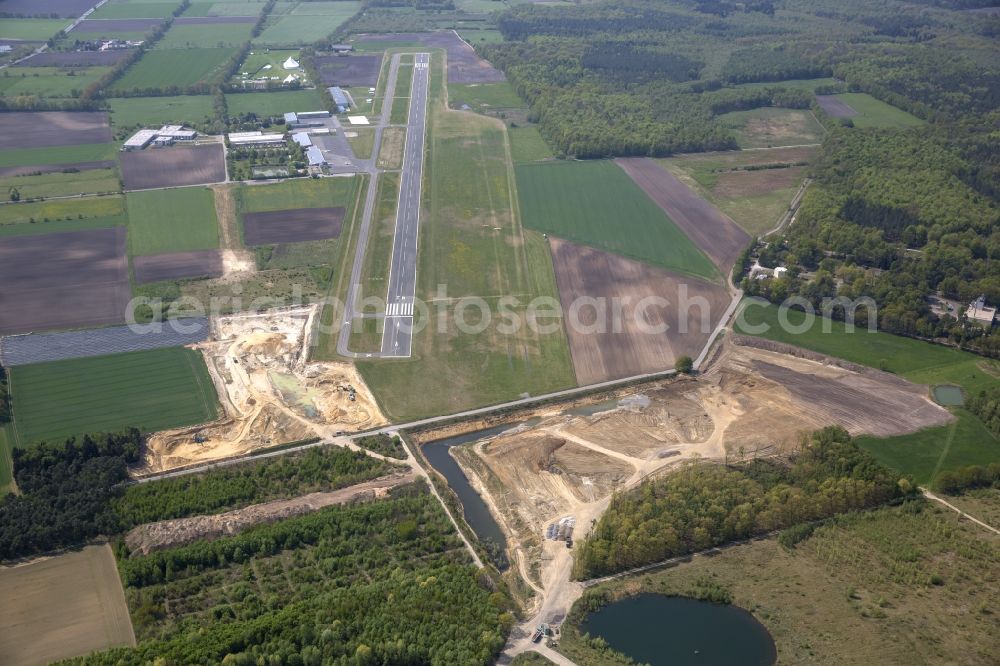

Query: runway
left=380, top=52, right=430, bottom=357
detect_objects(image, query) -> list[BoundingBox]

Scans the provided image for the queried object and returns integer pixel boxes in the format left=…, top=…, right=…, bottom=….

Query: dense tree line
left=933, top=463, right=1000, bottom=494
left=0, top=368, right=9, bottom=425
left=115, top=447, right=391, bottom=528
left=356, top=433, right=408, bottom=459
left=721, top=45, right=831, bottom=84
left=968, top=385, right=1000, bottom=438
left=573, top=427, right=909, bottom=578
left=0, top=430, right=141, bottom=560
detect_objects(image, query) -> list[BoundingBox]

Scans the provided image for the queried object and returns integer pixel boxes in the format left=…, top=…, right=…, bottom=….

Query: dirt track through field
left=549, top=237, right=731, bottom=385
left=815, top=95, right=858, bottom=118
left=616, top=157, right=750, bottom=273
left=0, top=545, right=135, bottom=666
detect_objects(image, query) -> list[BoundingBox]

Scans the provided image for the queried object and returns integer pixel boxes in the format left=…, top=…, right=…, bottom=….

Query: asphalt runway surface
left=381, top=53, right=430, bottom=358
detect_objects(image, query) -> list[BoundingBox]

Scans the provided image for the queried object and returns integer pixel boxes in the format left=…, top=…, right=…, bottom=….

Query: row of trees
left=933, top=463, right=1000, bottom=495
left=573, top=427, right=909, bottom=578
left=968, top=386, right=1000, bottom=439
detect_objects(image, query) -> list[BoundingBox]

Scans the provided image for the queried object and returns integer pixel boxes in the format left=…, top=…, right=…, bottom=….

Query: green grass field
left=348, top=53, right=577, bottom=420
left=231, top=48, right=305, bottom=81
left=183, top=2, right=267, bottom=17
left=0, top=19, right=69, bottom=41
left=390, top=62, right=412, bottom=125
left=155, top=22, right=253, bottom=49
left=91, top=1, right=180, bottom=19
left=0, top=169, right=119, bottom=199
left=237, top=176, right=357, bottom=213
left=0, top=424, right=13, bottom=495
left=508, top=125, right=554, bottom=163
left=832, top=92, right=924, bottom=129
left=515, top=160, right=718, bottom=280
left=0, top=195, right=124, bottom=225
left=114, top=47, right=237, bottom=90
left=0, top=143, right=116, bottom=169
left=109, top=95, right=216, bottom=129
left=126, top=187, right=219, bottom=255
left=225, top=88, right=325, bottom=117
left=736, top=300, right=1000, bottom=482
left=450, top=82, right=525, bottom=110
left=0, top=67, right=112, bottom=98
left=254, top=3, right=359, bottom=45
left=717, top=107, right=825, bottom=148
left=8, top=347, right=218, bottom=447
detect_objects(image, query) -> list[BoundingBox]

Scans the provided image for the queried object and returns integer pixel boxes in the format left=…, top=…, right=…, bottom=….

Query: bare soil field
left=174, top=15, right=256, bottom=24
left=133, top=249, right=224, bottom=283
left=549, top=237, right=731, bottom=385
left=358, top=32, right=504, bottom=83
left=74, top=18, right=164, bottom=33
left=713, top=165, right=807, bottom=199
left=0, top=227, right=129, bottom=335
left=15, top=50, right=132, bottom=67
left=0, top=0, right=96, bottom=17
left=815, top=94, right=858, bottom=118
left=141, top=307, right=386, bottom=473
left=0, top=111, right=111, bottom=149
left=242, top=206, right=345, bottom=245
left=444, top=336, right=952, bottom=589
left=616, top=157, right=750, bottom=273
left=120, top=143, right=226, bottom=190
left=0, top=159, right=115, bottom=177
left=126, top=470, right=415, bottom=554
left=314, top=53, right=383, bottom=86
left=0, top=545, right=135, bottom=666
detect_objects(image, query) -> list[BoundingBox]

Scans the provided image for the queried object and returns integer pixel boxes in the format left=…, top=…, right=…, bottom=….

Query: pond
left=932, top=384, right=964, bottom=407
left=581, top=594, right=777, bottom=666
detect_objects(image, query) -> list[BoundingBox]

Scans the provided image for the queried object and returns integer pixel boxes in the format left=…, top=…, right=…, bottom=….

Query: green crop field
left=126, top=187, right=219, bottom=255
left=736, top=300, right=1000, bottom=483
left=91, top=1, right=180, bottom=19
left=0, top=213, right=125, bottom=239
left=254, top=3, right=359, bottom=45
left=508, top=125, right=554, bottom=163
left=8, top=347, right=218, bottom=448
left=0, top=19, right=69, bottom=41
left=833, top=92, right=925, bottom=129
left=155, top=22, right=253, bottom=49
left=716, top=107, right=825, bottom=148
left=225, top=88, right=324, bottom=117
left=0, top=195, right=124, bottom=226
left=347, top=54, right=576, bottom=421
left=0, top=67, right=112, bottom=98
left=516, top=160, right=718, bottom=280
left=114, top=47, right=236, bottom=90
left=0, top=169, right=120, bottom=199
left=109, top=95, right=216, bottom=129
left=183, top=2, right=267, bottom=17
left=0, top=143, right=116, bottom=169
left=237, top=175, right=358, bottom=213
left=0, top=424, right=13, bottom=495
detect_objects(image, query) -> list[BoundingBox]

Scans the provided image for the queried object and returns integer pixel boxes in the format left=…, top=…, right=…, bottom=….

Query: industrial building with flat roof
left=227, top=131, right=286, bottom=146
left=306, top=146, right=326, bottom=166
left=123, top=125, right=198, bottom=150
left=123, top=129, right=159, bottom=151
left=292, top=132, right=312, bottom=148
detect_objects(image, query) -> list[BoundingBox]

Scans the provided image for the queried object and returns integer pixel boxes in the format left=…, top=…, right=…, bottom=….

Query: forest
left=968, top=385, right=1000, bottom=438
left=65, top=486, right=512, bottom=666
left=573, top=427, right=909, bottom=578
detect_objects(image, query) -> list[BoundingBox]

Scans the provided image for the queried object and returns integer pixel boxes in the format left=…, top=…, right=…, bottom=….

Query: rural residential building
left=228, top=131, right=286, bottom=146
left=966, top=295, right=997, bottom=326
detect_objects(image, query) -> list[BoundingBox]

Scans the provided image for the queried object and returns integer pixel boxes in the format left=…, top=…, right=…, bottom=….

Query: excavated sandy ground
left=140, top=307, right=386, bottom=473
left=442, top=338, right=953, bottom=594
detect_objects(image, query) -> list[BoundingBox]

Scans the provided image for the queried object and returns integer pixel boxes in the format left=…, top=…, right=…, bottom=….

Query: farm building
left=284, top=110, right=330, bottom=127
left=123, top=129, right=158, bottom=151
left=306, top=146, right=326, bottom=166
left=228, top=131, right=286, bottom=146
left=292, top=132, right=312, bottom=148
left=330, top=44, right=353, bottom=53
left=328, top=86, right=351, bottom=112
left=966, top=295, right=997, bottom=326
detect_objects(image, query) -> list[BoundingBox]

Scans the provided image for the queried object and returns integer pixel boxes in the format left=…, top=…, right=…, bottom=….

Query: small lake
left=932, top=384, right=964, bottom=406
left=581, top=594, right=777, bottom=666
